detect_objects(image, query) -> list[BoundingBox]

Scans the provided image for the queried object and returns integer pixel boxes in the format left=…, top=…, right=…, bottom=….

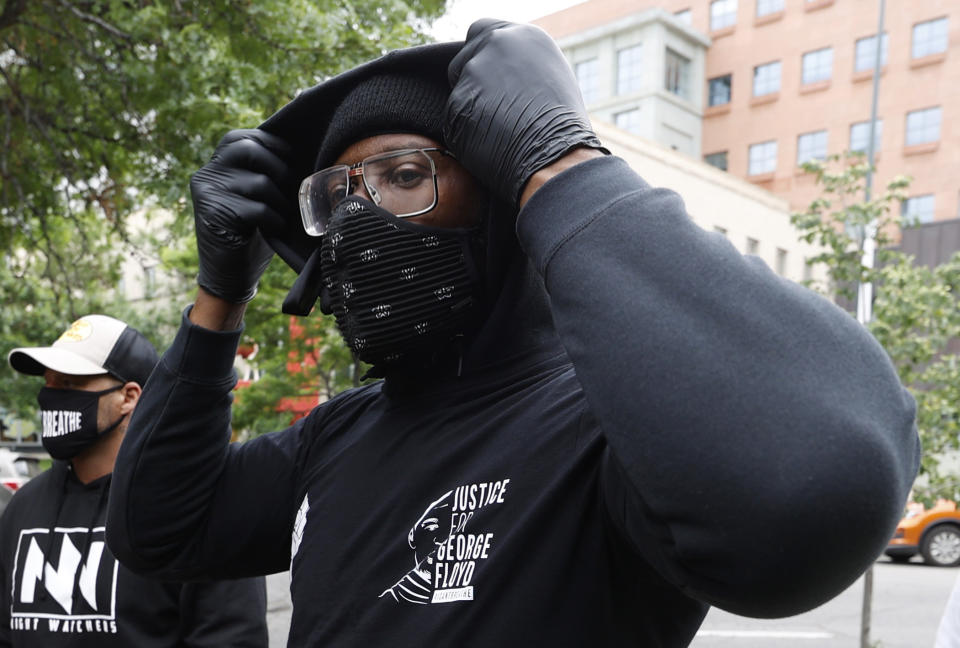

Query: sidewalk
left=266, top=571, right=292, bottom=647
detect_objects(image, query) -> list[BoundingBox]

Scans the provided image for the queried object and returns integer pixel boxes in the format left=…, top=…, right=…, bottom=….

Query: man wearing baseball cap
left=1, top=315, right=268, bottom=647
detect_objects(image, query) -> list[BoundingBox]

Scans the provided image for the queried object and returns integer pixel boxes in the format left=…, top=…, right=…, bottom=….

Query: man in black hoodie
left=2, top=314, right=268, bottom=647
left=107, top=20, right=920, bottom=647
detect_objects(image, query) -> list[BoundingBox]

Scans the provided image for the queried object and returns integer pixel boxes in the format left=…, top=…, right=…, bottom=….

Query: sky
left=427, top=0, right=586, bottom=42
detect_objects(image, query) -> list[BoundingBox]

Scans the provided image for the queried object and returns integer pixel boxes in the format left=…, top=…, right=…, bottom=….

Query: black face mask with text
left=37, top=385, right=126, bottom=460
left=319, top=197, right=484, bottom=374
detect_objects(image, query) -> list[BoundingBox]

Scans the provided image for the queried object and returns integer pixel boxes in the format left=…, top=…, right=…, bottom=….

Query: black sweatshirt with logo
left=107, top=156, right=920, bottom=647
left=0, top=461, right=268, bottom=647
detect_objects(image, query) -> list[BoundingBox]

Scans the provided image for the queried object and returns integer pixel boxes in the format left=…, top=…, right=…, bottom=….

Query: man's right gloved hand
left=190, top=129, right=293, bottom=303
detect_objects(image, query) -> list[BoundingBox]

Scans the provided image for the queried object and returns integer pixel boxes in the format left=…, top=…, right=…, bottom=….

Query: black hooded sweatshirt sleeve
left=107, top=156, right=919, bottom=625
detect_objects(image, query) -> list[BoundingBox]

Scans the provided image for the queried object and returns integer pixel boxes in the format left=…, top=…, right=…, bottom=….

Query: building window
left=802, top=47, right=833, bottom=84
left=797, top=130, right=828, bottom=165
left=704, top=151, right=728, bottom=171
left=617, top=44, right=643, bottom=95
left=854, top=33, right=889, bottom=72
left=756, top=0, right=784, bottom=17
left=776, top=248, right=788, bottom=276
left=912, top=17, right=949, bottom=58
left=748, top=140, right=778, bottom=175
left=664, top=49, right=691, bottom=99
left=710, top=0, right=737, bottom=30
left=849, top=119, right=883, bottom=154
left=708, top=74, right=732, bottom=106
left=746, top=237, right=759, bottom=255
left=575, top=58, right=601, bottom=104
left=905, top=107, right=941, bottom=146
left=675, top=8, right=692, bottom=25
left=143, top=265, right=157, bottom=299
left=753, top=61, right=781, bottom=96
left=902, top=194, right=935, bottom=225
left=614, top=108, right=643, bottom=135
left=714, top=226, right=728, bottom=236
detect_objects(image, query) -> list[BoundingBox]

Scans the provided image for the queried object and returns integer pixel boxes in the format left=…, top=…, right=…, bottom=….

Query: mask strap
left=282, top=247, right=325, bottom=315
left=92, top=384, right=125, bottom=397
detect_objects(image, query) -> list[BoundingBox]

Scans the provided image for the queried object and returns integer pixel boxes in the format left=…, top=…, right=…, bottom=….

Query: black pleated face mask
left=318, top=197, right=484, bottom=371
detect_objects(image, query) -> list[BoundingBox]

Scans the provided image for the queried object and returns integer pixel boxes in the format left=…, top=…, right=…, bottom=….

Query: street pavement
left=266, top=558, right=957, bottom=646
left=266, top=571, right=292, bottom=647
left=692, top=557, right=958, bottom=647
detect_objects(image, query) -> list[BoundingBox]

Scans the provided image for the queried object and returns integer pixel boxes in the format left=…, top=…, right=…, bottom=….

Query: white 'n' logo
left=19, top=534, right=106, bottom=614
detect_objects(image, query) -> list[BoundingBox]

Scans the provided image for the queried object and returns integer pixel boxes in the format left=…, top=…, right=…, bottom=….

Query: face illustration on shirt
left=407, top=491, right=453, bottom=571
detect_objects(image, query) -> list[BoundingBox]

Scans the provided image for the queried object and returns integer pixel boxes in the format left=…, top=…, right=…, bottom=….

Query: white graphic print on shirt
left=10, top=527, right=119, bottom=635
left=380, top=478, right=510, bottom=605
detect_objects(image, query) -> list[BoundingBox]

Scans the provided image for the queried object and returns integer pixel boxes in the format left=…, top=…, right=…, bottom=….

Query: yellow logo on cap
left=57, top=319, right=93, bottom=343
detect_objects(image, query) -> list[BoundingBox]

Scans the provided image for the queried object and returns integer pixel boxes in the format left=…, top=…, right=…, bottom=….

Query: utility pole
left=859, top=1, right=886, bottom=647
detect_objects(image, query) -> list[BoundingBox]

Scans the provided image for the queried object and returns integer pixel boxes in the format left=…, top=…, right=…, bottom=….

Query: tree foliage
left=792, top=152, right=960, bottom=504
left=0, top=0, right=446, bottom=428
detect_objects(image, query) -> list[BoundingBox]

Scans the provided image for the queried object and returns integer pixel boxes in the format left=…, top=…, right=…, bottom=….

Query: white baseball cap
left=8, top=315, right=159, bottom=386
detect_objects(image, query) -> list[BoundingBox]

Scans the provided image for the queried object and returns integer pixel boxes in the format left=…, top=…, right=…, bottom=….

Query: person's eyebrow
left=375, top=139, right=434, bottom=153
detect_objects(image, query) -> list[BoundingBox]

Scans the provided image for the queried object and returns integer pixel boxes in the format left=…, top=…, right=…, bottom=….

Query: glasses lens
left=299, top=166, right=349, bottom=236
left=362, top=150, right=437, bottom=218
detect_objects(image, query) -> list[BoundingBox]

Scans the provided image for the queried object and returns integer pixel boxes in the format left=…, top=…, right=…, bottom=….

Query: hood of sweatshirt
left=257, top=41, right=563, bottom=390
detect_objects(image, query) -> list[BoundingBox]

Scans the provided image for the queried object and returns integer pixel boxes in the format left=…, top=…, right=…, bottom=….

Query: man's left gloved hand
left=444, top=19, right=606, bottom=208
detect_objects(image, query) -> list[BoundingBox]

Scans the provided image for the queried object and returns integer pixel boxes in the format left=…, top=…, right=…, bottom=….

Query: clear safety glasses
left=298, top=147, right=451, bottom=236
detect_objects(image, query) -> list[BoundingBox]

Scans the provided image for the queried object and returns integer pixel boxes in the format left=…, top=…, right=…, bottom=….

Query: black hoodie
left=107, top=156, right=919, bottom=647
left=0, top=461, right=268, bottom=647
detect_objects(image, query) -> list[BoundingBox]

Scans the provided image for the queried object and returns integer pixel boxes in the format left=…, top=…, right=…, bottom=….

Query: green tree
left=792, top=152, right=960, bottom=504
left=0, top=0, right=446, bottom=426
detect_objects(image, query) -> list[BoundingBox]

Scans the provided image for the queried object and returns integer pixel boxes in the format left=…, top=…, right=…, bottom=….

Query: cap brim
left=8, top=347, right=109, bottom=378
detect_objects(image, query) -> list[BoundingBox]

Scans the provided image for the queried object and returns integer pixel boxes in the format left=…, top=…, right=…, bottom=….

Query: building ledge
left=910, top=52, right=947, bottom=69
left=903, top=141, right=939, bottom=156
left=852, top=67, right=887, bottom=83
left=710, top=25, right=736, bottom=40
left=754, top=11, right=784, bottom=27
left=799, top=79, right=831, bottom=94
left=748, top=172, right=776, bottom=184
left=750, top=92, right=780, bottom=107
left=804, top=0, right=835, bottom=11
left=704, top=103, right=731, bottom=117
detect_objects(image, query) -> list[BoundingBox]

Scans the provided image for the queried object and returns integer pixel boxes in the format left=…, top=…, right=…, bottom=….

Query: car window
left=13, top=459, right=41, bottom=478
left=0, top=486, right=12, bottom=516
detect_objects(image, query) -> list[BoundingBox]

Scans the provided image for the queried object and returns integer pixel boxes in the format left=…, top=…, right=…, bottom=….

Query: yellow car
left=886, top=500, right=960, bottom=567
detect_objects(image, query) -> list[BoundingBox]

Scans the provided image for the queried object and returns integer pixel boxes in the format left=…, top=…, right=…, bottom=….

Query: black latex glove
left=444, top=19, right=606, bottom=207
left=191, top=129, right=293, bottom=303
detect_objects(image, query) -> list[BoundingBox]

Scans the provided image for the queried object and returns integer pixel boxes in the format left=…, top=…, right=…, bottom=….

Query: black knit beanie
left=315, top=70, right=450, bottom=171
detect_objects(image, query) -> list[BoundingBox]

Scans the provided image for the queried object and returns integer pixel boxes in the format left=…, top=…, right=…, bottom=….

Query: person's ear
left=119, top=382, right=142, bottom=414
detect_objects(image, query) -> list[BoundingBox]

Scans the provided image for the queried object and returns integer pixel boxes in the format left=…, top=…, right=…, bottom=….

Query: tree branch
left=0, top=0, right=28, bottom=32
left=56, top=0, right=131, bottom=40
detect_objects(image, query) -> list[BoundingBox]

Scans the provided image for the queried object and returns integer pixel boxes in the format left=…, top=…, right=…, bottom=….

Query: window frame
left=796, top=130, right=829, bottom=165
left=902, top=194, right=936, bottom=225
left=613, top=108, right=643, bottom=135
left=710, top=0, right=738, bottom=30
left=854, top=33, right=889, bottom=72
left=664, top=48, right=692, bottom=100
left=704, top=151, right=729, bottom=171
left=575, top=57, right=601, bottom=104
left=708, top=74, right=732, bottom=107
left=801, top=47, right=834, bottom=84
left=849, top=119, right=883, bottom=154
left=912, top=17, right=949, bottom=59
left=756, top=0, right=784, bottom=17
left=748, top=140, right=778, bottom=175
left=752, top=60, right=781, bottom=96
left=616, top=44, right=644, bottom=96
left=905, top=106, right=942, bottom=146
